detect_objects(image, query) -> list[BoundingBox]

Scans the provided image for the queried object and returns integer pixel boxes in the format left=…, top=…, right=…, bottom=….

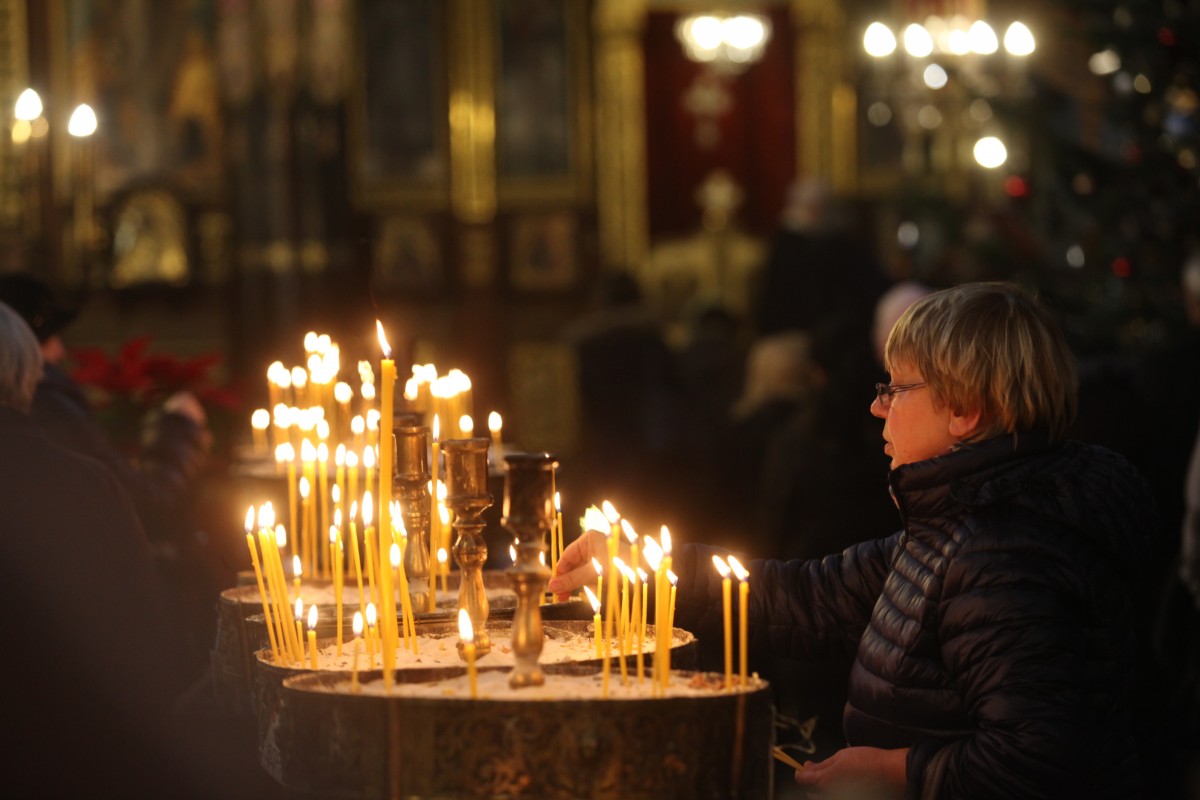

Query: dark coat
left=0, top=405, right=206, bottom=797
left=32, top=363, right=207, bottom=542
left=673, top=432, right=1155, bottom=799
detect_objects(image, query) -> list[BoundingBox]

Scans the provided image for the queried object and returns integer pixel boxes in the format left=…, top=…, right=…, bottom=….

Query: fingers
left=546, top=529, right=604, bottom=600
left=546, top=563, right=595, bottom=601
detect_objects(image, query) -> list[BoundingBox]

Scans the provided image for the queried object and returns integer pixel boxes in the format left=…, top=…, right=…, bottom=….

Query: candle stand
left=501, top=452, right=558, bottom=688
left=394, top=423, right=432, bottom=609
left=443, top=437, right=493, bottom=657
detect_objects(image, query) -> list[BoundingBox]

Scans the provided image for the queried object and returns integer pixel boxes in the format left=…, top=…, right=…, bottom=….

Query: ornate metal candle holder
left=393, top=423, right=432, bottom=609
left=443, top=437, right=493, bottom=657
left=501, top=452, right=558, bottom=688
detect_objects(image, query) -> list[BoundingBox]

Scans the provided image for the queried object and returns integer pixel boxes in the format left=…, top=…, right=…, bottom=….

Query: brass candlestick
left=443, top=437, right=492, bottom=657
left=394, top=424, right=432, bottom=611
left=502, top=453, right=559, bottom=688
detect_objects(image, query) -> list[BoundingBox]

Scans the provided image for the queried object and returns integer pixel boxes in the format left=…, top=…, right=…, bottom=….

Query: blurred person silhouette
left=0, top=272, right=215, bottom=673
left=0, top=301, right=215, bottom=798
left=753, top=178, right=889, bottom=362
left=0, top=272, right=210, bottom=546
left=563, top=271, right=680, bottom=520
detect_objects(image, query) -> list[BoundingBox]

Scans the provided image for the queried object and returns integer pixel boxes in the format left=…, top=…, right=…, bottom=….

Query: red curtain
left=643, top=8, right=796, bottom=238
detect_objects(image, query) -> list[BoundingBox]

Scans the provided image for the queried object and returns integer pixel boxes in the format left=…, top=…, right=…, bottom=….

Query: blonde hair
left=884, top=282, right=1077, bottom=441
left=0, top=301, right=43, bottom=412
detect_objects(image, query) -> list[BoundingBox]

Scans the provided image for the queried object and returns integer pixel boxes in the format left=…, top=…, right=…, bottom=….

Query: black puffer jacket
left=673, top=432, right=1155, bottom=800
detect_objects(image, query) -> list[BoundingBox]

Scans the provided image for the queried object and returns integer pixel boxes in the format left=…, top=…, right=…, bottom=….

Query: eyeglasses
left=874, top=382, right=926, bottom=409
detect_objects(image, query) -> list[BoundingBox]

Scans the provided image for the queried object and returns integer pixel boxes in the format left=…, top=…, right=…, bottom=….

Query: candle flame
left=362, top=446, right=376, bottom=468
left=291, top=366, right=307, bottom=388
left=601, top=500, right=620, bottom=524
left=583, top=585, right=601, bottom=613
left=299, top=476, right=311, bottom=498
left=621, top=518, right=638, bottom=544
left=390, top=542, right=401, bottom=568
left=353, top=611, right=364, bottom=636
left=488, top=411, right=502, bottom=433
left=275, top=524, right=287, bottom=548
left=376, top=320, right=392, bottom=358
left=509, top=545, right=517, bottom=563
left=582, top=506, right=609, bottom=534
left=439, top=505, right=449, bottom=524
left=591, top=557, right=603, bottom=576
left=335, top=443, right=346, bottom=465
left=457, top=608, right=474, bottom=643
left=304, top=331, right=319, bottom=352
left=437, top=547, right=448, bottom=565
left=432, top=414, right=440, bottom=441
left=613, top=556, right=627, bottom=573
left=459, top=414, right=473, bottom=434
left=273, top=404, right=290, bottom=426
left=334, top=382, right=353, bottom=404
left=362, top=492, right=374, bottom=526
left=554, top=491, right=561, bottom=512
left=277, top=442, right=295, bottom=462
left=712, top=554, right=731, bottom=578
left=295, top=597, right=304, bottom=620
left=331, top=484, right=341, bottom=504
left=667, top=569, right=678, bottom=586
left=351, top=416, right=365, bottom=435
left=244, top=506, right=256, bottom=533
left=349, top=500, right=358, bottom=519
left=251, top=409, right=270, bottom=430
left=637, top=567, right=648, bottom=583
left=307, top=603, right=318, bottom=630
left=346, top=450, right=358, bottom=468
left=259, top=502, right=275, bottom=528
left=366, top=603, right=377, bottom=626
left=643, top=538, right=663, bottom=570
left=728, top=555, right=749, bottom=582
left=293, top=554, right=303, bottom=578
left=317, top=442, right=328, bottom=461
left=661, top=526, right=672, bottom=554
left=539, top=551, right=546, bottom=566
left=301, top=439, right=317, bottom=462
left=330, top=525, right=339, bottom=544
left=616, top=561, right=635, bottom=581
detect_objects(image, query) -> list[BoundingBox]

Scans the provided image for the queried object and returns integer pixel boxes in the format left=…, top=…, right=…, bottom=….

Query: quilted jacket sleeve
left=672, top=534, right=899, bottom=665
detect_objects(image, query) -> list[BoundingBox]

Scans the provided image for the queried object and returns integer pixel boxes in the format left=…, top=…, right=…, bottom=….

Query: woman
left=549, top=282, right=1155, bottom=799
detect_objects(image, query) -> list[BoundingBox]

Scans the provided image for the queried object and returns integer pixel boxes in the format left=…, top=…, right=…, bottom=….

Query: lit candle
left=376, top=320, right=398, bottom=672
left=429, top=415, right=440, bottom=614
left=244, top=507, right=280, bottom=662
left=294, top=598, right=306, bottom=667
left=351, top=415, right=365, bottom=454
left=713, top=555, right=732, bottom=689
left=637, top=567, right=648, bottom=685
left=271, top=404, right=289, bottom=458
left=487, top=411, right=502, bottom=455
left=584, top=585, right=603, bottom=658
left=591, top=557, right=604, bottom=608
left=292, top=366, right=307, bottom=409
left=351, top=611, right=363, bottom=692
left=301, top=442, right=317, bottom=572
left=267, top=361, right=286, bottom=410
left=621, top=519, right=639, bottom=653
left=660, top=526, right=674, bottom=688
left=349, top=500, right=365, bottom=620
left=293, top=553, right=303, bottom=598
left=317, top=443, right=330, bottom=576
left=458, top=608, right=478, bottom=699
left=362, top=491, right=381, bottom=611
left=332, top=525, right=343, bottom=655
left=366, top=602, right=378, bottom=667
left=509, top=544, right=517, bottom=563
left=552, top=491, right=564, bottom=579
left=642, top=538, right=663, bottom=688
left=307, top=604, right=319, bottom=670
left=458, top=414, right=473, bottom=436
left=335, top=444, right=347, bottom=533
left=614, top=556, right=631, bottom=685
left=266, top=522, right=301, bottom=663
left=666, top=569, right=678, bottom=687
left=346, top=450, right=359, bottom=527
left=729, top=555, right=750, bottom=689
left=251, top=409, right=270, bottom=454
left=437, top=547, right=449, bottom=594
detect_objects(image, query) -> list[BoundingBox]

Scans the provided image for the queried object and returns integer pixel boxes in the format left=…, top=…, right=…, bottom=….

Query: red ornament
left=1003, top=176, right=1030, bottom=198
left=1111, top=256, right=1132, bottom=278
left=1158, top=27, right=1175, bottom=46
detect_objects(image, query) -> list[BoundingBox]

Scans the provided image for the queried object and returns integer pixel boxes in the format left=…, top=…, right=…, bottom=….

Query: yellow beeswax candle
left=713, top=556, right=732, bottom=689
left=307, top=604, right=319, bottom=670
left=429, top=415, right=440, bottom=614
left=351, top=611, right=363, bottom=692
left=245, top=508, right=280, bottom=662
left=458, top=608, right=478, bottom=699
left=584, top=586, right=603, bottom=658
left=317, top=443, right=330, bottom=577
left=729, top=555, right=750, bottom=688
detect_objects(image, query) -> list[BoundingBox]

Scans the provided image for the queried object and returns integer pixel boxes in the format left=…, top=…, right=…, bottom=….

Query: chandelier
left=675, top=13, right=772, bottom=75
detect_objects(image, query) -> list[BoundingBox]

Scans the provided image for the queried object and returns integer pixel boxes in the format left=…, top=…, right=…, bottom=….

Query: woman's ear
left=948, top=407, right=982, bottom=440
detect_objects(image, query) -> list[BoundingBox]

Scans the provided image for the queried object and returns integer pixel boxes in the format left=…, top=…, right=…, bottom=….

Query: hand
left=792, top=746, right=907, bottom=798
left=546, top=527, right=618, bottom=601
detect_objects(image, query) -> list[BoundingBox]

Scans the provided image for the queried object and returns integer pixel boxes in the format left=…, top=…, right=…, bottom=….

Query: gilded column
left=791, top=0, right=855, bottom=193
left=593, top=0, right=647, bottom=272
left=447, top=0, right=497, bottom=224
left=0, top=0, right=30, bottom=233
